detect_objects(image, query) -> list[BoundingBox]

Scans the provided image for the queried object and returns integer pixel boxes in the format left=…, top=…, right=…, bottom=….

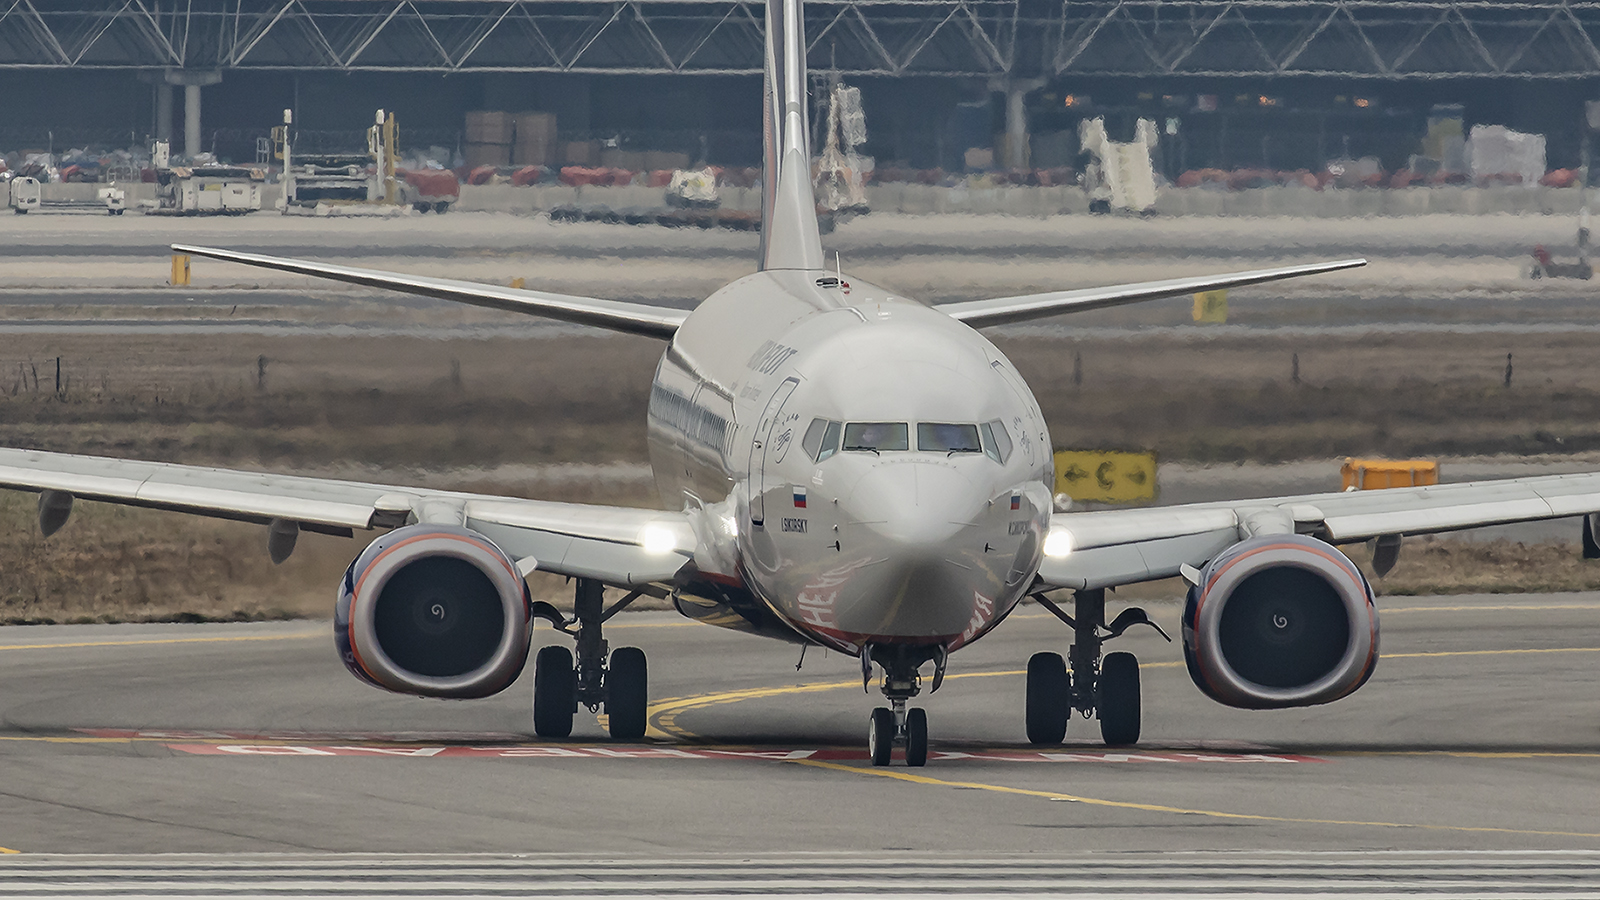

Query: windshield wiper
left=843, top=445, right=880, bottom=455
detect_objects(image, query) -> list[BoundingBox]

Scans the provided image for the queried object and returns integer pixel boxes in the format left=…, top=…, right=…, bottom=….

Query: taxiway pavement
left=0, top=594, right=1595, bottom=857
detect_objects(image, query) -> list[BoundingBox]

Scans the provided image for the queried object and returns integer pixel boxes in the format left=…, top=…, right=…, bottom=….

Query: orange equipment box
left=1341, top=458, right=1439, bottom=491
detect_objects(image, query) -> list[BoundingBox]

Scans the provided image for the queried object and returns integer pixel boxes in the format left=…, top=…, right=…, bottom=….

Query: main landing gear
left=530, top=577, right=650, bottom=740
left=863, top=643, right=946, bottom=767
left=1025, top=587, right=1170, bottom=747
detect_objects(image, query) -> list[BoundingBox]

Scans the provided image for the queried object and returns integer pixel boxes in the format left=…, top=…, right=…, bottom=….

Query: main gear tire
left=606, top=647, right=649, bottom=740
left=532, top=645, right=577, bottom=738
left=868, top=707, right=895, bottom=766
left=1025, top=651, right=1070, bottom=745
left=1098, top=651, right=1141, bottom=746
left=905, top=708, right=928, bottom=767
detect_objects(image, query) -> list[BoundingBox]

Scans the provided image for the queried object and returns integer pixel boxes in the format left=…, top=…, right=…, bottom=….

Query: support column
left=156, top=83, right=173, bottom=143
left=184, top=83, right=202, bottom=159
left=1004, top=85, right=1029, bottom=170
left=162, top=70, right=222, bottom=161
left=989, top=76, right=1047, bottom=171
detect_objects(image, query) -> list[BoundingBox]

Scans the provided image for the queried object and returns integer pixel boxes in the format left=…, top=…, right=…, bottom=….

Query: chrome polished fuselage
left=650, top=269, right=1053, bottom=655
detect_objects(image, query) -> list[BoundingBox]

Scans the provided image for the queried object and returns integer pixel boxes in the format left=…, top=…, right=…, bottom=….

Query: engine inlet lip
left=1194, top=538, right=1376, bottom=707
left=350, top=531, right=528, bottom=698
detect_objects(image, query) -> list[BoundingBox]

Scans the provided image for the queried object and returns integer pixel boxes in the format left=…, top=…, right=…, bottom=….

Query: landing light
left=1042, top=527, right=1074, bottom=558
left=640, top=525, right=679, bottom=555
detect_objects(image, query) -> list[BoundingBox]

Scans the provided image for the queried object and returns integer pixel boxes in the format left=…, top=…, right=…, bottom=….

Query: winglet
left=758, top=0, right=825, bottom=271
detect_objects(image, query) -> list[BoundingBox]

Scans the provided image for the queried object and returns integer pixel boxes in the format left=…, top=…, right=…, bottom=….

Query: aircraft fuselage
left=649, top=268, right=1054, bottom=655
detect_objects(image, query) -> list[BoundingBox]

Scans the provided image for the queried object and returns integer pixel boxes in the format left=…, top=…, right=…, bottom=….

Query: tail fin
left=758, top=0, right=825, bottom=271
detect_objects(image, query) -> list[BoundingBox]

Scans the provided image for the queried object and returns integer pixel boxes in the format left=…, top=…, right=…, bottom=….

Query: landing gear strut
left=1025, top=588, right=1169, bottom=747
left=863, top=643, right=943, bottom=767
left=530, top=577, right=649, bottom=740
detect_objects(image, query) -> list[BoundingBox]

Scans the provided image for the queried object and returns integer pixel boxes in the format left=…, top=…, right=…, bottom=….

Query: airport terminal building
left=3, top=1, right=1600, bottom=174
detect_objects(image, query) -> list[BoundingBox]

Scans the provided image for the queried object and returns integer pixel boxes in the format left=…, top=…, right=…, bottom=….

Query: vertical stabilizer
left=759, top=0, right=825, bottom=271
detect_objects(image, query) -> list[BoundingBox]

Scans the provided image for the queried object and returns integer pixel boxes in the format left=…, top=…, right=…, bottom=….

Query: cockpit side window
left=917, top=423, right=982, bottom=454
left=982, top=420, right=1013, bottom=463
left=818, top=421, right=842, bottom=461
left=804, top=418, right=844, bottom=462
left=800, top=419, right=851, bottom=461
left=843, top=422, right=909, bottom=452
left=802, top=418, right=828, bottom=459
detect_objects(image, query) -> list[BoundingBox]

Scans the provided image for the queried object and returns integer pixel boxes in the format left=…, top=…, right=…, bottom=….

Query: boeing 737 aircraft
left=5, top=0, right=1599, bottom=768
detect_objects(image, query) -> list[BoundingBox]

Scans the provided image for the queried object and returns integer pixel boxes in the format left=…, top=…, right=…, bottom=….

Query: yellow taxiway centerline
left=648, top=647, right=1600, bottom=740
left=792, top=759, right=1600, bottom=839
left=648, top=664, right=1185, bottom=741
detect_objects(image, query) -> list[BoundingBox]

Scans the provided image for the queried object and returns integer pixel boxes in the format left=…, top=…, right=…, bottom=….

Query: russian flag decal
left=1010, top=493, right=1021, bottom=511
left=793, top=486, right=808, bottom=508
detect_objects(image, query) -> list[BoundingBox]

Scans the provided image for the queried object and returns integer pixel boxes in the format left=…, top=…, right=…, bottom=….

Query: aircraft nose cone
left=844, top=462, right=983, bottom=550
left=822, top=461, right=1009, bottom=640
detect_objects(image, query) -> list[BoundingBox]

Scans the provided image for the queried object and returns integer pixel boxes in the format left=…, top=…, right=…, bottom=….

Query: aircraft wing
left=940, top=259, right=1367, bottom=328
left=171, top=244, right=687, bottom=340
left=0, top=448, right=696, bottom=587
left=1038, top=471, right=1600, bottom=591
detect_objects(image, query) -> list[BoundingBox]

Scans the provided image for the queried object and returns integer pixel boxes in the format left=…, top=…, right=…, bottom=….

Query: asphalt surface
left=0, top=595, right=1596, bottom=860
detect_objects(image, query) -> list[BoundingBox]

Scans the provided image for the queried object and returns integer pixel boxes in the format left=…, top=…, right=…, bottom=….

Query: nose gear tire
left=1026, top=651, right=1070, bottom=744
left=905, top=707, right=928, bottom=767
left=605, top=646, right=649, bottom=740
left=1098, top=651, right=1141, bottom=746
left=532, top=645, right=577, bottom=738
left=868, top=707, right=895, bottom=766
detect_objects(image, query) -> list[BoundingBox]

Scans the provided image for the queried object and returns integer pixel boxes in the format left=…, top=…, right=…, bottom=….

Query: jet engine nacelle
left=335, top=524, right=531, bottom=699
left=1182, top=534, right=1378, bottom=710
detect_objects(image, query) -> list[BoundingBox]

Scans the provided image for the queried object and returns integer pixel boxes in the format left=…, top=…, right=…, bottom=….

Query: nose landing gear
left=863, top=643, right=942, bottom=767
left=1025, top=587, right=1169, bottom=746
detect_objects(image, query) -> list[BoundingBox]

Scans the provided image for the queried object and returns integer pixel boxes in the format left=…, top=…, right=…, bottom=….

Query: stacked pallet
left=464, top=111, right=512, bottom=168
left=465, top=111, right=561, bottom=168
left=513, top=113, right=556, bottom=167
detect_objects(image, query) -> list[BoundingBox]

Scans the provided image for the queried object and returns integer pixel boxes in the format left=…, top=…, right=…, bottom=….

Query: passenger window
left=918, top=423, right=982, bottom=454
left=843, top=422, right=908, bottom=452
left=982, top=420, right=1012, bottom=463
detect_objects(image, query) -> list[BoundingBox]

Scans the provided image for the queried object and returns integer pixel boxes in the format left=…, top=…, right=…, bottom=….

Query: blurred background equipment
left=147, top=139, right=261, bottom=215
left=1526, top=209, right=1594, bottom=279
left=6, top=173, right=123, bottom=215
left=1341, top=459, right=1440, bottom=491
left=278, top=108, right=459, bottom=214
left=815, top=79, right=869, bottom=215
left=1079, top=117, right=1157, bottom=214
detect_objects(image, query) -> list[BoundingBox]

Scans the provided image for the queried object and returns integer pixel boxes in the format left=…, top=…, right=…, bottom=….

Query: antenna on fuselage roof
left=758, top=0, right=826, bottom=273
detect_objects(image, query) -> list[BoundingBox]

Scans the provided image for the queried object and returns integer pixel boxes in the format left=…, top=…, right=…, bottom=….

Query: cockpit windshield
left=843, top=422, right=909, bottom=452
left=806, top=419, right=1008, bottom=461
left=917, top=423, right=982, bottom=454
